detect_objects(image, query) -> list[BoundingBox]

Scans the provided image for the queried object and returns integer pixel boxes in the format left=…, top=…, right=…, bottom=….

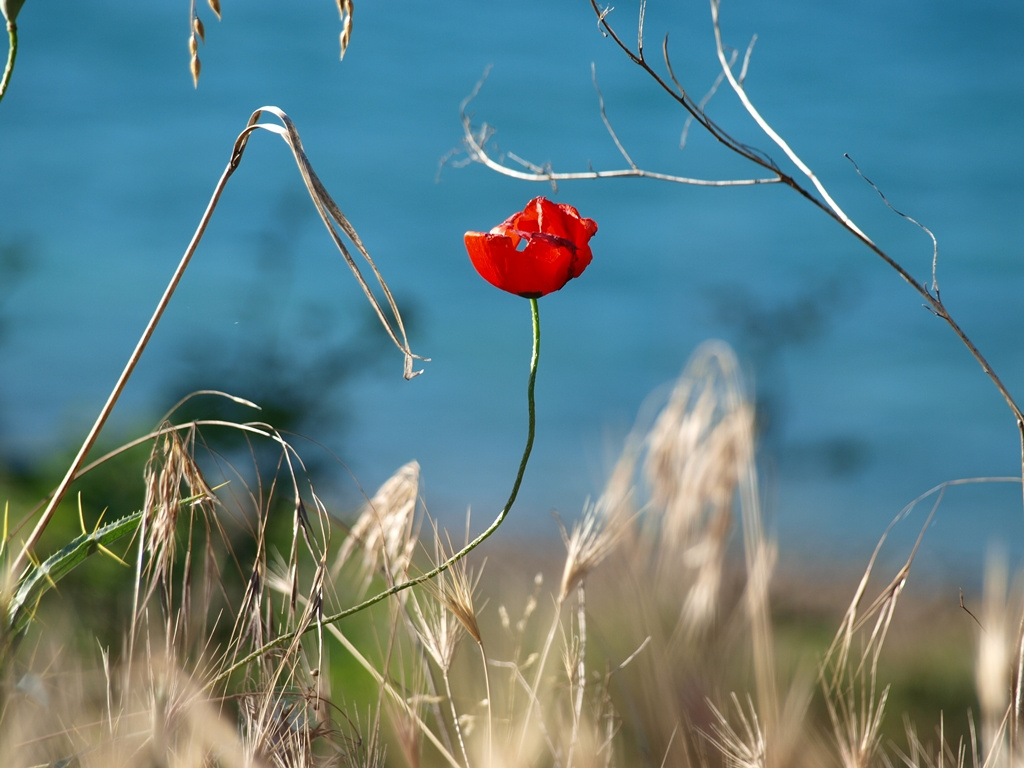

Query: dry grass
left=2, top=340, right=1016, bottom=768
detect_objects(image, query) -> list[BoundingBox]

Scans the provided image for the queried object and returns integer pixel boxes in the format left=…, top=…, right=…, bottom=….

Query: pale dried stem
left=592, top=63, right=637, bottom=170
left=566, top=584, right=588, bottom=768
left=478, top=640, right=493, bottom=767
left=1014, top=608, right=1024, bottom=748
left=442, top=667, right=471, bottom=768
left=513, top=593, right=566, bottom=760
left=977, top=556, right=1012, bottom=763
left=708, top=0, right=870, bottom=244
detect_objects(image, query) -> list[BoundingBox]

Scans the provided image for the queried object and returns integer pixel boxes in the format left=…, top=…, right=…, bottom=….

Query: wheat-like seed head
left=411, top=585, right=464, bottom=673
left=142, top=425, right=216, bottom=603
left=628, top=343, right=755, bottom=636
left=435, top=553, right=484, bottom=647
left=334, top=461, right=420, bottom=592
left=559, top=501, right=624, bottom=603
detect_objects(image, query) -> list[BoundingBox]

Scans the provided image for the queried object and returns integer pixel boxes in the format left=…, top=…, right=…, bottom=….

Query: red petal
left=465, top=197, right=598, bottom=297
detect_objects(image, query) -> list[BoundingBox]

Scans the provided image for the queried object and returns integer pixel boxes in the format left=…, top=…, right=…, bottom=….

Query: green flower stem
left=208, top=297, right=541, bottom=692
left=0, top=18, right=16, bottom=104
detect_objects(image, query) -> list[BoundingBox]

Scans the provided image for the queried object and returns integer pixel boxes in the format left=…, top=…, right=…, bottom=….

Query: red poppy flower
left=464, top=197, right=598, bottom=298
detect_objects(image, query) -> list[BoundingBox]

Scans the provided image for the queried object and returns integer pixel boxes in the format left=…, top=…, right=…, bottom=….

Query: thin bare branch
left=710, top=0, right=870, bottom=243
left=677, top=42, right=735, bottom=156
left=738, top=34, right=757, bottom=84
left=585, top=0, right=1024, bottom=492
left=591, top=0, right=781, bottom=169
left=845, top=153, right=941, bottom=296
left=455, top=69, right=780, bottom=188
left=592, top=63, right=637, bottom=170
left=637, top=0, right=647, bottom=60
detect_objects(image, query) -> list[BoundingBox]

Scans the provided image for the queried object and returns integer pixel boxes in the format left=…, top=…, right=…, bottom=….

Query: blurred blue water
left=2, top=0, right=1023, bottom=574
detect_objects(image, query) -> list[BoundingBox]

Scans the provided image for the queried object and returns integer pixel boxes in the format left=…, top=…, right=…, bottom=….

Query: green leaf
left=7, top=510, right=142, bottom=637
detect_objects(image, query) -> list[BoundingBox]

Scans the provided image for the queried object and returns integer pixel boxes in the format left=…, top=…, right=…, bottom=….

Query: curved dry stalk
left=9, top=107, right=424, bottom=581
left=565, top=584, right=589, bottom=768
left=514, top=596, right=563, bottom=759
left=7, top=409, right=324, bottom=629
left=823, top=475, right=1020, bottom=690
left=246, top=107, right=424, bottom=381
left=818, top=477, right=1020, bottom=768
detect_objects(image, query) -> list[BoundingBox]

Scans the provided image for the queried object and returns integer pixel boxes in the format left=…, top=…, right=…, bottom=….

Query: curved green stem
left=0, top=19, right=16, bottom=104
left=207, top=298, right=541, bottom=691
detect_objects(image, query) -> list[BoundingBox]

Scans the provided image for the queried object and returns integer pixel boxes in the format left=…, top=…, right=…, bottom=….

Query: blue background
left=2, top=0, right=1023, bottom=574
